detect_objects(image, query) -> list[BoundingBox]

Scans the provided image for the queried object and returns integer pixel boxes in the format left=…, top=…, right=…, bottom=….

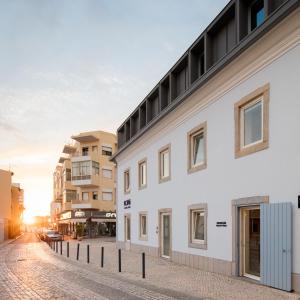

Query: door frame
left=231, top=196, right=269, bottom=277
left=158, top=208, right=172, bottom=259
left=239, top=205, right=260, bottom=280
left=124, top=213, right=131, bottom=250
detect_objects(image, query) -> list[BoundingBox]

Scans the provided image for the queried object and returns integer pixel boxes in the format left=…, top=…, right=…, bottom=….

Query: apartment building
left=54, top=130, right=117, bottom=237
left=51, top=165, right=63, bottom=228
left=0, top=169, right=24, bottom=242
left=112, top=0, right=300, bottom=293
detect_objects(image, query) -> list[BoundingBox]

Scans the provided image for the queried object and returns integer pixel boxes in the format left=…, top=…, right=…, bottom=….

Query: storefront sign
left=124, top=199, right=131, bottom=209
left=105, top=212, right=116, bottom=218
left=75, top=211, right=85, bottom=218
left=60, top=211, right=71, bottom=220
left=216, top=221, right=227, bottom=227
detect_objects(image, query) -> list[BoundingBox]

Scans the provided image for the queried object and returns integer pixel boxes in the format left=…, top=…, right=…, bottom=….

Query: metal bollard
left=67, top=242, right=69, bottom=258
left=76, top=243, right=80, bottom=260
left=87, top=245, right=90, bottom=263
left=56, top=241, right=58, bottom=253
left=142, top=252, right=145, bottom=279
left=60, top=241, right=62, bottom=255
left=101, top=246, right=104, bottom=268
left=118, top=249, right=121, bottom=272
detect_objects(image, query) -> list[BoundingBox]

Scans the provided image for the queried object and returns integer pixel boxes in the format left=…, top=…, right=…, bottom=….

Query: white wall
left=116, top=44, right=300, bottom=273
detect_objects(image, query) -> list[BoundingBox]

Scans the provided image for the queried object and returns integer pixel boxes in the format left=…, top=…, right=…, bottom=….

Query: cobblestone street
left=0, top=233, right=299, bottom=300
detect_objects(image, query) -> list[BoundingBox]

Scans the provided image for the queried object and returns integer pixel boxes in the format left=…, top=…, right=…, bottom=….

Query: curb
left=0, top=232, right=24, bottom=249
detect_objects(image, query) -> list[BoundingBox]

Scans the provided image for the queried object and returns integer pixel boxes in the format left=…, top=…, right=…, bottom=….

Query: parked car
left=45, top=230, right=63, bottom=242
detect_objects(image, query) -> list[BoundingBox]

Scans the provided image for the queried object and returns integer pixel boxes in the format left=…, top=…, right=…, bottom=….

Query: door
left=124, top=215, right=131, bottom=250
left=160, top=213, right=171, bottom=258
left=260, top=202, right=292, bottom=291
left=239, top=206, right=260, bottom=280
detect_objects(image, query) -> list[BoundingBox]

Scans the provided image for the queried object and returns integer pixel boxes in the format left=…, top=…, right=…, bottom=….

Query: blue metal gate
left=260, top=202, right=292, bottom=291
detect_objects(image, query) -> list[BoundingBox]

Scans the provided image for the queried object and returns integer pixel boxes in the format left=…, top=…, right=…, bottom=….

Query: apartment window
left=139, top=212, right=148, bottom=240
left=188, top=204, right=207, bottom=249
left=102, top=191, right=113, bottom=201
left=102, top=146, right=112, bottom=156
left=159, top=145, right=171, bottom=183
left=92, top=145, right=98, bottom=153
left=72, top=161, right=91, bottom=180
left=250, top=0, right=265, bottom=31
left=92, top=191, right=98, bottom=200
left=235, top=84, right=269, bottom=158
left=82, top=192, right=89, bottom=201
left=138, top=159, right=147, bottom=189
left=124, top=169, right=130, bottom=193
left=187, top=122, right=207, bottom=173
left=65, top=190, right=76, bottom=202
left=92, top=161, right=99, bottom=175
left=82, top=147, right=89, bottom=156
left=102, top=168, right=112, bottom=179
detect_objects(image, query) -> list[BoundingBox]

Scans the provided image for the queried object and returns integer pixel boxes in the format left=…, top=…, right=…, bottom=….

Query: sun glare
left=23, top=212, right=35, bottom=225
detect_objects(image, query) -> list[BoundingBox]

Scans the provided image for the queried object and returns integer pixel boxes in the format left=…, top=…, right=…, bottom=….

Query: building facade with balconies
left=55, top=130, right=117, bottom=237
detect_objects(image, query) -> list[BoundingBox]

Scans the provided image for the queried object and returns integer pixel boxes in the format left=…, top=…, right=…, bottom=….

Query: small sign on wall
left=124, top=199, right=131, bottom=209
left=216, top=221, right=227, bottom=227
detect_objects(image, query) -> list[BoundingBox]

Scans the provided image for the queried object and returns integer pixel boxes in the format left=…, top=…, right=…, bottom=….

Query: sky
left=0, top=0, right=228, bottom=220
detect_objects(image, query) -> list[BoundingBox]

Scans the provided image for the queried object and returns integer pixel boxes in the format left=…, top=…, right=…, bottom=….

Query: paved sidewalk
left=53, top=238, right=299, bottom=300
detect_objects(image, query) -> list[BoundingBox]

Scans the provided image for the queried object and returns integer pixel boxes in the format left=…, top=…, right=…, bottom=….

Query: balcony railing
left=71, top=175, right=91, bottom=181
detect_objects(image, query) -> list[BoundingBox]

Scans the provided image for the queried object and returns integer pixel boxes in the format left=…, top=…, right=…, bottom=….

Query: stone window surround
left=188, top=203, right=208, bottom=250
left=138, top=211, right=148, bottom=241
left=158, top=143, right=171, bottom=184
left=123, top=168, right=130, bottom=194
left=138, top=158, right=147, bottom=190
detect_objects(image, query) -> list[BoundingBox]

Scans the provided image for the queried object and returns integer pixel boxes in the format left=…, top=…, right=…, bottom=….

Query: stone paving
left=0, top=233, right=299, bottom=300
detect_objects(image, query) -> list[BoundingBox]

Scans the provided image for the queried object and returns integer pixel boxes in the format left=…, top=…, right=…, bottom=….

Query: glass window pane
left=193, top=133, right=204, bottom=166
left=244, top=101, right=262, bottom=146
left=193, top=211, right=205, bottom=241
left=162, top=151, right=169, bottom=178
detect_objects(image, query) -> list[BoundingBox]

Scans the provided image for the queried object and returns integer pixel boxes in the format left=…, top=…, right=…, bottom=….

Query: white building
left=112, top=0, right=300, bottom=293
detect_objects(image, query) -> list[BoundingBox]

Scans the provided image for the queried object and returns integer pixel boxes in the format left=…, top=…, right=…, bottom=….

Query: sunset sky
left=0, top=0, right=228, bottom=221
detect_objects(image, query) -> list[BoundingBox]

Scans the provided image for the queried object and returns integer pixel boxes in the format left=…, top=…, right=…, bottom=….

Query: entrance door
left=260, top=202, right=292, bottom=291
left=239, top=206, right=260, bottom=280
left=160, top=213, right=171, bottom=258
left=124, top=215, right=131, bottom=250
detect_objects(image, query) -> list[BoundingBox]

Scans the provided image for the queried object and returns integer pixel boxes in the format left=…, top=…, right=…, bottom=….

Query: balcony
left=71, top=174, right=99, bottom=187
left=62, top=202, right=72, bottom=211
left=71, top=200, right=98, bottom=210
left=71, top=151, right=99, bottom=162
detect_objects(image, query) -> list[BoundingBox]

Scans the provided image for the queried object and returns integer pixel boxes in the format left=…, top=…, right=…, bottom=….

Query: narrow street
left=0, top=233, right=197, bottom=300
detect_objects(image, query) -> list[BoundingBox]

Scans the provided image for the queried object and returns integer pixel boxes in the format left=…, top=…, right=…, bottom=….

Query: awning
left=71, top=134, right=99, bottom=143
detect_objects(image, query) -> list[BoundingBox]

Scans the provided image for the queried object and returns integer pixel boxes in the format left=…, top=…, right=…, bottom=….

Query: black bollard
left=67, top=242, right=69, bottom=258
left=142, top=252, right=145, bottom=279
left=56, top=241, right=58, bottom=253
left=118, top=249, right=121, bottom=272
left=87, top=245, right=90, bottom=263
left=76, top=243, right=80, bottom=260
left=60, top=241, right=62, bottom=255
left=101, top=246, right=104, bottom=268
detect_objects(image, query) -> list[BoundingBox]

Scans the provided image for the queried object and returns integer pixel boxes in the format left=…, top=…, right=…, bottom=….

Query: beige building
left=0, top=169, right=24, bottom=242
left=53, top=130, right=117, bottom=237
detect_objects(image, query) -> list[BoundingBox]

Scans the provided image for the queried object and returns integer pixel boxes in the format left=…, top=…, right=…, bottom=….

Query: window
left=102, top=191, right=113, bottom=201
left=72, top=161, right=91, bottom=180
left=82, top=192, right=89, bottom=201
left=188, top=204, right=207, bottom=249
left=92, top=191, right=98, bottom=200
left=102, top=146, right=112, bottom=156
left=102, top=168, right=112, bottom=179
left=82, top=147, right=89, bottom=156
left=250, top=0, right=265, bottom=31
left=235, top=84, right=269, bottom=158
left=64, top=190, right=76, bottom=202
left=187, top=122, right=207, bottom=173
left=139, top=212, right=148, bottom=240
left=63, top=168, right=71, bottom=181
left=138, top=159, right=147, bottom=189
left=159, top=145, right=171, bottom=183
left=92, top=161, right=99, bottom=175
left=124, top=169, right=130, bottom=193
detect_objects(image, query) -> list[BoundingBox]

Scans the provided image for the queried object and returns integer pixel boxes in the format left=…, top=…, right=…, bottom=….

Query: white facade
left=115, top=9, right=300, bottom=292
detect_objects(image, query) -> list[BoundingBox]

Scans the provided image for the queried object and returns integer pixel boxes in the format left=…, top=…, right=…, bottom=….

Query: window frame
left=82, top=192, right=89, bottom=201
left=158, top=144, right=171, bottom=183
left=187, top=122, right=207, bottom=174
left=138, top=158, right=147, bottom=189
left=235, top=83, right=269, bottom=158
left=92, top=191, right=98, bottom=200
left=138, top=211, right=148, bottom=241
left=188, top=203, right=207, bottom=250
left=102, top=191, right=113, bottom=201
left=124, top=168, right=130, bottom=194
